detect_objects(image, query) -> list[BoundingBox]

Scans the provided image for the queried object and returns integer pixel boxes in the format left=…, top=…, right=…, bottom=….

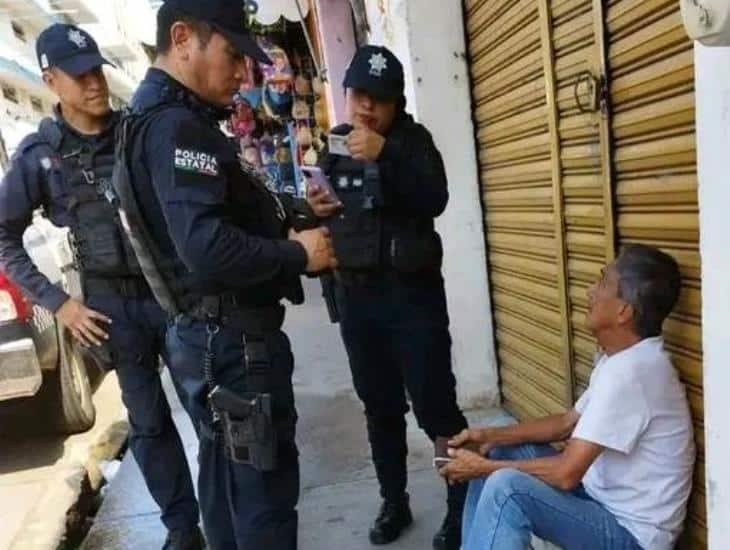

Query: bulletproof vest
left=323, top=156, right=383, bottom=271
left=44, top=121, right=142, bottom=279
left=226, top=161, right=304, bottom=306
left=113, top=93, right=303, bottom=317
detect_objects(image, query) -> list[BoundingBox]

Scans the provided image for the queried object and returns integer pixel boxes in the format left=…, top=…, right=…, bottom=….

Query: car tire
left=48, top=326, right=96, bottom=434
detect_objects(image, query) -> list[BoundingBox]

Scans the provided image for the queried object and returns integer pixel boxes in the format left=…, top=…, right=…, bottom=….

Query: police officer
left=116, top=1, right=335, bottom=548
left=0, top=25, right=202, bottom=550
left=307, top=46, right=468, bottom=550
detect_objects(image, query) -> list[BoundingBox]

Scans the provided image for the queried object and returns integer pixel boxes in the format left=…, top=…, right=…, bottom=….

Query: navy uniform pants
left=86, top=293, right=199, bottom=532
left=166, top=314, right=299, bottom=550
left=334, top=272, right=468, bottom=501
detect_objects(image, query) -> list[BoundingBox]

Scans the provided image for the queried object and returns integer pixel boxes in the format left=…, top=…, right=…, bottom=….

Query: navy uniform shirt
left=127, top=68, right=307, bottom=301
left=0, top=111, right=118, bottom=312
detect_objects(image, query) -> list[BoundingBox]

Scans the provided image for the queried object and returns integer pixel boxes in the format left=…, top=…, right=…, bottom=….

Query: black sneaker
left=432, top=504, right=462, bottom=550
left=369, top=494, right=414, bottom=545
left=162, top=526, right=206, bottom=550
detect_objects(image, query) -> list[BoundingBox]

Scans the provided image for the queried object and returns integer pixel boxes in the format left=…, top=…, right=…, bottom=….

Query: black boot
left=369, top=493, right=414, bottom=545
left=433, top=483, right=466, bottom=550
left=162, top=526, right=206, bottom=550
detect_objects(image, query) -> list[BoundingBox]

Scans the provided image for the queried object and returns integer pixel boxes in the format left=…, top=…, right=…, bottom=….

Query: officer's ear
left=169, top=20, right=195, bottom=60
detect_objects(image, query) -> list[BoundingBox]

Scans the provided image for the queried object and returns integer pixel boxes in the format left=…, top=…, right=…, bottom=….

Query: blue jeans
left=462, top=443, right=643, bottom=550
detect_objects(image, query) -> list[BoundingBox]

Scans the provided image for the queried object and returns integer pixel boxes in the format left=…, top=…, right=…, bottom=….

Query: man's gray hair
left=614, top=244, right=682, bottom=338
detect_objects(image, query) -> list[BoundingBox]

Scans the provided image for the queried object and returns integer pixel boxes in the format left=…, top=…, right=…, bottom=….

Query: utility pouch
left=390, top=228, right=443, bottom=273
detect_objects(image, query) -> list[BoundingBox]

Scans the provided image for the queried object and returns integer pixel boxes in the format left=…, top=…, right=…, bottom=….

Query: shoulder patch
left=174, top=148, right=220, bottom=177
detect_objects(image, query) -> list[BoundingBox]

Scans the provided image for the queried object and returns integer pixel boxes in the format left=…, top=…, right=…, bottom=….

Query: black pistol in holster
left=320, top=272, right=340, bottom=323
left=208, top=385, right=277, bottom=472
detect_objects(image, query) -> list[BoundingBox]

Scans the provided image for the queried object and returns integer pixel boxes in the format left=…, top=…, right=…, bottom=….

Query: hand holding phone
left=301, top=166, right=342, bottom=218
left=434, top=436, right=451, bottom=469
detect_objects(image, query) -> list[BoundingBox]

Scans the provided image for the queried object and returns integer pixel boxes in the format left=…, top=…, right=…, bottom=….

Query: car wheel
left=50, top=326, right=96, bottom=434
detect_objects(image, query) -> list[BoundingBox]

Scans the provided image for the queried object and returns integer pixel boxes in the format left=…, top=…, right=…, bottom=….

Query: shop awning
left=255, top=0, right=310, bottom=26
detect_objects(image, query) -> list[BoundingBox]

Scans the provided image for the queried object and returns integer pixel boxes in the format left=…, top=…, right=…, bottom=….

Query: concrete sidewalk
left=82, top=281, right=505, bottom=549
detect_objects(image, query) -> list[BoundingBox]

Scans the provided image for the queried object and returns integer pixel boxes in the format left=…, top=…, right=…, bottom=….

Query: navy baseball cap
left=343, top=45, right=404, bottom=101
left=162, top=0, right=270, bottom=64
left=36, top=24, right=112, bottom=76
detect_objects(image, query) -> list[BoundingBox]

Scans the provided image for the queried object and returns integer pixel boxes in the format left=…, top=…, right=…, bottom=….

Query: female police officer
left=0, top=24, right=202, bottom=550
left=307, top=46, right=468, bottom=550
left=115, top=1, right=336, bottom=548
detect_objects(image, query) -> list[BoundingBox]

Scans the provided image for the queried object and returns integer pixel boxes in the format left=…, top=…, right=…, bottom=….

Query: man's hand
left=56, top=298, right=111, bottom=347
left=439, top=448, right=493, bottom=484
left=289, top=227, right=338, bottom=273
left=306, top=183, right=341, bottom=219
left=347, top=126, right=386, bottom=162
left=449, top=428, right=495, bottom=455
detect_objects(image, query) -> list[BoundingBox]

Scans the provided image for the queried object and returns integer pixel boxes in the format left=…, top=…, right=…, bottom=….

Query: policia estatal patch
left=174, top=148, right=220, bottom=177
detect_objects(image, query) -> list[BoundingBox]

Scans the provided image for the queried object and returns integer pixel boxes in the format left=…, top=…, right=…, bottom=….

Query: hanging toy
left=259, top=132, right=276, bottom=166
left=230, top=95, right=257, bottom=140
left=243, top=144, right=263, bottom=169
left=292, top=99, right=311, bottom=121
left=303, top=146, right=319, bottom=166
left=294, top=74, right=313, bottom=96
left=314, top=94, right=329, bottom=130
left=312, top=75, right=325, bottom=96
left=296, top=122, right=313, bottom=148
left=258, top=38, right=294, bottom=119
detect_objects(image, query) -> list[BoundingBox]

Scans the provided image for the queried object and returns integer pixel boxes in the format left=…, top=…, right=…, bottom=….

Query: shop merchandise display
left=228, top=28, right=329, bottom=196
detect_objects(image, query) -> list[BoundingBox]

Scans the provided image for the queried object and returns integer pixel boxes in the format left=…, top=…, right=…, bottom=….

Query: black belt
left=187, top=295, right=284, bottom=335
left=84, top=276, right=152, bottom=298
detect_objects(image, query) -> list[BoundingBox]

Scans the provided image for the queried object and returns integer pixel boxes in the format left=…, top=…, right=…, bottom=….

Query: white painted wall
left=364, top=0, right=499, bottom=408
left=695, top=43, right=730, bottom=549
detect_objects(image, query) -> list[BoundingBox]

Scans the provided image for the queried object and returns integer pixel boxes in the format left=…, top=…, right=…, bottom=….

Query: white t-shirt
left=572, top=337, right=695, bottom=550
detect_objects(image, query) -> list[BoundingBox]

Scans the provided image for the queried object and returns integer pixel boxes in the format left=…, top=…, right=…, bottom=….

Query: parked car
left=0, top=216, right=102, bottom=434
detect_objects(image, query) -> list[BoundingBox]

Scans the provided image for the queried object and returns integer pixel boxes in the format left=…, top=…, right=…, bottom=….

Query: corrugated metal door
left=464, top=0, right=573, bottom=419
left=605, top=1, right=704, bottom=546
left=464, top=0, right=705, bottom=545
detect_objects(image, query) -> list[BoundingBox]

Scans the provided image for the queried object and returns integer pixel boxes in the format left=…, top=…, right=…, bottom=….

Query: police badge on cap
left=36, top=23, right=112, bottom=76
left=343, top=45, right=404, bottom=101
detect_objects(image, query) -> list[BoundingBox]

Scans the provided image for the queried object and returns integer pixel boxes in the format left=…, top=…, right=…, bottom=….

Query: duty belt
left=187, top=294, right=285, bottom=334
left=84, top=276, right=152, bottom=298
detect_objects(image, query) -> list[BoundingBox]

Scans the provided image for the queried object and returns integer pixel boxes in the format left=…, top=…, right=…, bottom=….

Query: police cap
left=343, top=45, right=404, bottom=101
left=36, top=24, right=112, bottom=76
left=163, top=0, right=271, bottom=64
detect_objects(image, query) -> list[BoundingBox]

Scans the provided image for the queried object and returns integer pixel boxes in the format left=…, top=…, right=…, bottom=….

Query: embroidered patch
left=174, top=148, right=219, bottom=177
left=369, top=53, right=388, bottom=77
left=68, top=29, right=88, bottom=49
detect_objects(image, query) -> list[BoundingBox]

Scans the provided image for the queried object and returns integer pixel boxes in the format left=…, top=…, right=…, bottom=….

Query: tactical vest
left=113, top=93, right=303, bottom=316
left=323, top=156, right=383, bottom=271
left=39, top=119, right=142, bottom=279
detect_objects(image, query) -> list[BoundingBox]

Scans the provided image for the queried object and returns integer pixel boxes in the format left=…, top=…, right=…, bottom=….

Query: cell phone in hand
left=434, top=436, right=451, bottom=469
left=300, top=166, right=339, bottom=202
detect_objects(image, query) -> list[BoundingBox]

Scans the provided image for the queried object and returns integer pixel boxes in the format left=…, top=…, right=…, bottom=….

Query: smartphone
left=300, top=166, right=339, bottom=202
left=434, top=436, right=451, bottom=470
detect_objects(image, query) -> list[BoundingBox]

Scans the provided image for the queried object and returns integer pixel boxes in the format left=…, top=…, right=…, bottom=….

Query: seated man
left=440, top=244, right=695, bottom=550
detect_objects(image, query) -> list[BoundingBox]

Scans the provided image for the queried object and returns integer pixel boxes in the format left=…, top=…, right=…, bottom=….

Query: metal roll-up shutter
left=464, top=0, right=569, bottom=419
left=548, top=0, right=615, bottom=402
left=605, top=1, right=705, bottom=546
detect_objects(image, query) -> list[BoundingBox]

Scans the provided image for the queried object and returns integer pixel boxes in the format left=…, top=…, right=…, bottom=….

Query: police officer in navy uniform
left=0, top=25, right=202, bottom=550
left=307, top=46, right=469, bottom=550
left=116, top=1, right=336, bottom=548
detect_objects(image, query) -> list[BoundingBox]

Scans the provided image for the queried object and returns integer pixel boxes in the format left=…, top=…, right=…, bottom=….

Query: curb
left=7, top=377, right=129, bottom=550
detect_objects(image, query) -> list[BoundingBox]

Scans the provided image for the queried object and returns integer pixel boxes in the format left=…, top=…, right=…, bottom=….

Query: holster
left=208, top=386, right=277, bottom=471
left=200, top=300, right=284, bottom=472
